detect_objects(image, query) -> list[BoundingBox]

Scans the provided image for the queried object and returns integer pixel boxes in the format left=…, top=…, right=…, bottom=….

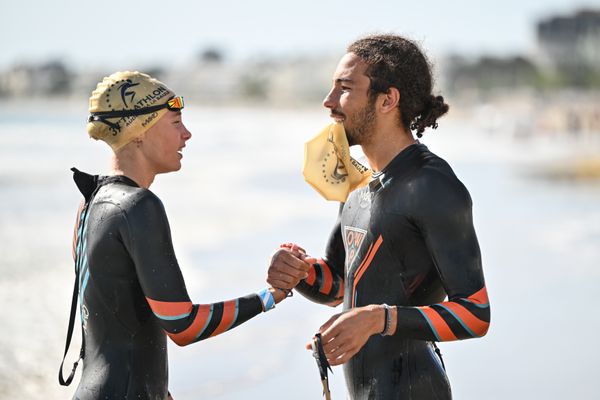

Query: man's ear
left=380, top=87, right=400, bottom=113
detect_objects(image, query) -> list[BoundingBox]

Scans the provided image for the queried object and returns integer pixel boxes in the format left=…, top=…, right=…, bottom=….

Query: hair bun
left=410, top=95, right=450, bottom=138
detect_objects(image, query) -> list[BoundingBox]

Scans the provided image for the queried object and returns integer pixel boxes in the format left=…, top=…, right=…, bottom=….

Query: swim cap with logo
left=87, top=71, right=177, bottom=150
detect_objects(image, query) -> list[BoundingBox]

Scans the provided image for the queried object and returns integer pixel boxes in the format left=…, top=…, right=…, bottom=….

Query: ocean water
left=0, top=100, right=599, bottom=399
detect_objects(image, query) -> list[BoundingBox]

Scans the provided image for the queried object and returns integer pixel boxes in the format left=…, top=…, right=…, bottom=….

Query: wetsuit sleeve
left=295, top=204, right=345, bottom=306
left=121, top=192, right=266, bottom=347
left=394, top=172, right=490, bottom=342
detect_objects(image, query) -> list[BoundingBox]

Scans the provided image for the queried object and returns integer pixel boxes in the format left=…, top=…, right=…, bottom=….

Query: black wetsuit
left=297, top=144, right=490, bottom=400
left=69, top=170, right=268, bottom=400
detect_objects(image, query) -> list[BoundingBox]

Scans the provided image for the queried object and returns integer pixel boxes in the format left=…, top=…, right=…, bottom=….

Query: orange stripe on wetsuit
left=165, top=304, right=213, bottom=346
left=417, top=286, right=490, bottom=341
left=318, top=259, right=333, bottom=294
left=466, top=286, right=489, bottom=306
left=302, top=259, right=344, bottom=305
left=441, top=302, right=489, bottom=337
left=352, top=235, right=383, bottom=308
left=418, top=306, right=458, bottom=341
left=305, top=266, right=317, bottom=286
left=210, top=299, right=237, bottom=337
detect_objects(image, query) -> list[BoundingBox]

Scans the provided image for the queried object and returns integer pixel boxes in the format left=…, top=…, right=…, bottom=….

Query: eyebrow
left=335, top=78, right=354, bottom=84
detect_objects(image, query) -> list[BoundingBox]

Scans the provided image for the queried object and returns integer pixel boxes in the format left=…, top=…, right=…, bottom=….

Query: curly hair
left=347, top=34, right=449, bottom=137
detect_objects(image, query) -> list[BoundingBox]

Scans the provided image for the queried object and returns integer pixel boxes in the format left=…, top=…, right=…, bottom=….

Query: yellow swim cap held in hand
left=303, top=123, right=371, bottom=202
left=87, top=71, right=181, bottom=150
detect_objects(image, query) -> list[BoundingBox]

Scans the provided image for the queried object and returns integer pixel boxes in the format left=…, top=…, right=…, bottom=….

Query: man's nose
left=323, top=88, right=337, bottom=109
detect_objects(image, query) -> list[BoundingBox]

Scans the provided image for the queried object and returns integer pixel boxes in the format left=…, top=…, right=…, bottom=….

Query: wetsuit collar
left=369, top=142, right=427, bottom=193
left=71, top=168, right=99, bottom=202
left=72, top=167, right=140, bottom=202
left=101, top=174, right=140, bottom=188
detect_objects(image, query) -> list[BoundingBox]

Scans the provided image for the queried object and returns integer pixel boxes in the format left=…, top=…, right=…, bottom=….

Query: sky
left=1, top=0, right=599, bottom=70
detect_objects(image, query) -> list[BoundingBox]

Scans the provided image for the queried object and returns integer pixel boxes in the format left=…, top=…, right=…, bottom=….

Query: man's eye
left=341, top=86, right=351, bottom=91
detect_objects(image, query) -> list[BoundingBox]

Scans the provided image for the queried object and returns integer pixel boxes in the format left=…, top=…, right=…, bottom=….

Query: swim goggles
left=87, top=96, right=184, bottom=133
left=311, top=333, right=333, bottom=400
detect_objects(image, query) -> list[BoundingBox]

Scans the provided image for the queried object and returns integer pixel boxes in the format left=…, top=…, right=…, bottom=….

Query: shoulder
left=384, top=148, right=472, bottom=215
left=414, top=150, right=470, bottom=202
left=96, top=181, right=166, bottom=217
left=125, top=187, right=166, bottom=218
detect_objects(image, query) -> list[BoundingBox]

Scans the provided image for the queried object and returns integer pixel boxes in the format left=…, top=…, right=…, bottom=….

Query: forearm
left=392, top=286, right=490, bottom=342
left=295, top=259, right=344, bottom=306
left=147, top=288, right=285, bottom=346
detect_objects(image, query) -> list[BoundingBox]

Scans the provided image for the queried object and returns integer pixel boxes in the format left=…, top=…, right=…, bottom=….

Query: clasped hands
left=267, top=243, right=389, bottom=366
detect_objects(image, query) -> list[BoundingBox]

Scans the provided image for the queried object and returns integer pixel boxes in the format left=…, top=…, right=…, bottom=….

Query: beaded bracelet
left=380, top=303, right=393, bottom=336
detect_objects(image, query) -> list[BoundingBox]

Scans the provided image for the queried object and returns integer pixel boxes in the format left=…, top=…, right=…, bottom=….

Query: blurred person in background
left=268, top=34, right=490, bottom=399
left=59, top=71, right=296, bottom=400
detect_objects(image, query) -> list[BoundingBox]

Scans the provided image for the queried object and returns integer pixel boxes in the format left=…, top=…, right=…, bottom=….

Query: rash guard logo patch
left=343, top=226, right=367, bottom=269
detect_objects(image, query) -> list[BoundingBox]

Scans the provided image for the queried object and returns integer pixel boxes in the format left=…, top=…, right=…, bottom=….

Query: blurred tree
left=537, top=9, right=600, bottom=88
left=238, top=73, right=269, bottom=100
left=38, top=60, right=72, bottom=95
left=445, top=55, right=540, bottom=94
left=197, top=47, right=225, bottom=64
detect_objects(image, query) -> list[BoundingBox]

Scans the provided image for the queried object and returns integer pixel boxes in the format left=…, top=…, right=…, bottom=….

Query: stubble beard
left=345, top=98, right=376, bottom=147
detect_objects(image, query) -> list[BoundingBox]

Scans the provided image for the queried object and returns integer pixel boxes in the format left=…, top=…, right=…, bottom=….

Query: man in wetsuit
left=267, top=35, right=490, bottom=399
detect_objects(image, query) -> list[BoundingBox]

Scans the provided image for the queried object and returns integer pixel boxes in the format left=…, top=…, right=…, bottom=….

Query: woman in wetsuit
left=59, top=71, right=293, bottom=400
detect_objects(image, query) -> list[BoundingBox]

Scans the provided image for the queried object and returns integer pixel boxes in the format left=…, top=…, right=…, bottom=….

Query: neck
left=360, top=124, right=416, bottom=172
left=109, top=144, right=155, bottom=188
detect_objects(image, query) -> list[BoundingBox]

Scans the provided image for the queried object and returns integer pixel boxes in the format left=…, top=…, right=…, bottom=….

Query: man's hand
left=307, top=305, right=387, bottom=366
left=267, top=244, right=315, bottom=290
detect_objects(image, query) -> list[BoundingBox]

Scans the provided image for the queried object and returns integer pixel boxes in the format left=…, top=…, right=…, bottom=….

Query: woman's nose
left=182, top=125, right=192, bottom=141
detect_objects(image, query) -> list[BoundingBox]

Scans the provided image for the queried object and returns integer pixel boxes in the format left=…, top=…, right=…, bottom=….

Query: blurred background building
left=2, top=8, right=599, bottom=123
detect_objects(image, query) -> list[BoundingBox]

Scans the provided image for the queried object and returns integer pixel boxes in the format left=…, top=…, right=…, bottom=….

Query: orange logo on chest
left=343, top=226, right=367, bottom=268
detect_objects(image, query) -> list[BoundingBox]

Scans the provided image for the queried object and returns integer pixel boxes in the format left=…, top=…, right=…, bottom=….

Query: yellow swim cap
left=87, top=71, right=177, bottom=150
left=303, top=123, right=371, bottom=202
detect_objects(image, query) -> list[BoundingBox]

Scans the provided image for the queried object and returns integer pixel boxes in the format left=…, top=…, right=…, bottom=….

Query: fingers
left=267, top=249, right=312, bottom=289
left=322, top=333, right=355, bottom=365
left=266, top=271, right=299, bottom=290
left=315, top=309, right=371, bottom=366
left=280, top=242, right=307, bottom=255
left=303, top=256, right=318, bottom=264
left=328, top=349, right=355, bottom=366
left=321, top=331, right=358, bottom=366
left=273, top=249, right=311, bottom=273
left=278, top=243, right=317, bottom=264
left=319, top=313, right=341, bottom=334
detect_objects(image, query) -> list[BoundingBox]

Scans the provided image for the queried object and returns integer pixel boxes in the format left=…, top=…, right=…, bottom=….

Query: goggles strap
left=87, top=96, right=184, bottom=130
